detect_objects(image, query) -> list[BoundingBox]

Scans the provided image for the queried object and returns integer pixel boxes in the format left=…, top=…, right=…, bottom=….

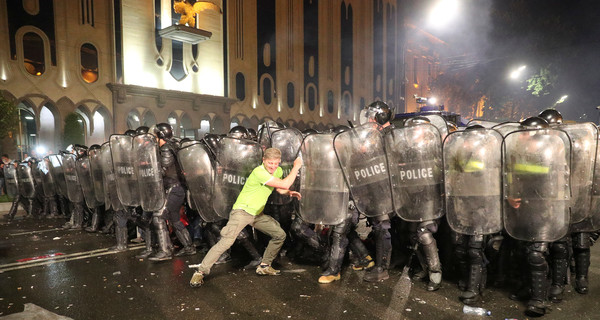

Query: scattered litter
left=67, top=304, right=73, bottom=309
left=17, top=287, right=21, bottom=290
left=418, top=300, right=426, bottom=304
left=113, top=271, right=121, bottom=275
left=195, top=308, right=200, bottom=311
left=180, top=309, right=184, bottom=312
left=8, top=303, right=13, bottom=306
left=343, top=310, right=347, bottom=313
left=150, top=273, right=156, bottom=276
left=557, top=307, right=562, bottom=311
left=31, top=274, right=36, bottom=277
left=299, top=295, right=310, bottom=298
left=53, top=237, right=61, bottom=240
left=288, top=316, right=291, bottom=318
left=55, top=307, right=59, bottom=310
left=263, top=310, right=270, bottom=313
left=22, top=296, right=26, bottom=299
left=405, top=308, right=411, bottom=312
left=231, top=312, right=238, bottom=315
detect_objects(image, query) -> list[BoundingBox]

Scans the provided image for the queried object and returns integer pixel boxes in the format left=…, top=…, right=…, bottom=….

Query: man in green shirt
left=190, top=148, right=302, bottom=287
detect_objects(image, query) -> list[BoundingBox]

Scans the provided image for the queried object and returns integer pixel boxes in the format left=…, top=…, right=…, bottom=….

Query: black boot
left=85, top=211, right=100, bottom=232
left=575, top=249, right=590, bottom=294
left=549, top=258, right=567, bottom=303
left=6, top=196, right=20, bottom=222
left=174, top=229, right=196, bottom=257
left=460, top=264, right=483, bottom=305
left=148, top=218, right=172, bottom=261
left=526, top=271, right=549, bottom=317
left=101, top=219, right=115, bottom=234
left=136, top=227, right=154, bottom=259
left=108, top=226, right=128, bottom=252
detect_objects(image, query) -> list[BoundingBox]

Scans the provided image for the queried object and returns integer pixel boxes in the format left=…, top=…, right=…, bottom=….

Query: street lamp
left=509, top=65, right=527, bottom=80
left=427, top=0, right=460, bottom=29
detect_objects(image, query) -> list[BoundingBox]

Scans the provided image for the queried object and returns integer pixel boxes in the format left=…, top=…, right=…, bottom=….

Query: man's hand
left=288, top=191, right=302, bottom=200
left=293, top=157, right=303, bottom=169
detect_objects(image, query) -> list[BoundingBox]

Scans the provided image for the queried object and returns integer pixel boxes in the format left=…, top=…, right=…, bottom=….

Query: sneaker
left=243, top=259, right=262, bottom=270
left=352, top=255, right=375, bottom=271
left=364, top=267, right=389, bottom=282
left=190, top=270, right=204, bottom=288
left=174, top=246, right=197, bottom=257
left=256, top=264, right=281, bottom=276
left=318, top=273, right=341, bottom=284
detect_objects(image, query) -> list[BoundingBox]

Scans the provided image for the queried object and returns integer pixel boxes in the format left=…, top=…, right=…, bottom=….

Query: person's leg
left=252, top=213, right=286, bottom=267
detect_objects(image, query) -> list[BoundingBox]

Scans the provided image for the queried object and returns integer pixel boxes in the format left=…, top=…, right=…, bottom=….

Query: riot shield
left=422, top=114, right=449, bottom=140
left=213, top=137, right=263, bottom=218
left=178, top=141, right=221, bottom=222
left=75, top=155, right=100, bottom=208
left=298, top=133, right=349, bottom=225
left=110, top=134, right=140, bottom=207
left=492, top=122, right=521, bottom=137
left=503, top=129, right=571, bottom=242
left=443, top=129, right=503, bottom=235
left=466, top=119, right=498, bottom=128
left=133, top=133, right=165, bottom=212
left=40, top=158, right=56, bottom=197
left=557, top=123, right=597, bottom=224
left=48, top=154, right=67, bottom=196
left=385, top=123, right=444, bottom=222
left=3, top=164, right=19, bottom=198
left=267, top=128, right=303, bottom=205
left=62, top=153, right=84, bottom=203
left=17, top=163, right=35, bottom=199
left=334, top=123, right=393, bottom=217
left=101, top=142, right=123, bottom=211
left=32, top=163, right=43, bottom=187
left=88, top=148, right=105, bottom=204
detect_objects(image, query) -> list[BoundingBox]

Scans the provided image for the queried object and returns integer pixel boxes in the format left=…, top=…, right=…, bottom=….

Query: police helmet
left=135, top=126, right=150, bottom=135
left=538, top=108, right=563, bottom=125
left=247, top=128, right=258, bottom=141
left=302, top=128, right=318, bottom=136
left=404, top=116, right=431, bottom=127
left=154, top=123, right=173, bottom=140
left=332, top=125, right=350, bottom=134
left=228, top=125, right=250, bottom=140
left=124, top=129, right=136, bottom=137
left=360, top=101, right=393, bottom=125
left=520, top=116, right=549, bottom=129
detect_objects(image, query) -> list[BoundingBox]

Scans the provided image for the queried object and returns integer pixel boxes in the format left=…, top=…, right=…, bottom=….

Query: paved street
left=0, top=214, right=599, bottom=320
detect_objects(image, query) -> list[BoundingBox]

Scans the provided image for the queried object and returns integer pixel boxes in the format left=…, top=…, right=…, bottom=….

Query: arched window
left=167, top=112, right=179, bottom=136
left=81, top=43, right=99, bottom=83
left=143, top=110, right=156, bottom=127
left=39, top=104, right=56, bottom=153
left=180, top=113, right=193, bottom=138
left=17, top=104, right=37, bottom=158
left=212, top=116, right=225, bottom=134
left=198, top=115, right=211, bottom=138
left=23, top=32, right=45, bottom=76
left=230, top=119, right=239, bottom=129
left=88, top=110, right=106, bottom=145
left=126, top=110, right=141, bottom=129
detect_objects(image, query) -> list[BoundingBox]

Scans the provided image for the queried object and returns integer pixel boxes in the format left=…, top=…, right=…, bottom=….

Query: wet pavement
left=1, top=215, right=599, bottom=320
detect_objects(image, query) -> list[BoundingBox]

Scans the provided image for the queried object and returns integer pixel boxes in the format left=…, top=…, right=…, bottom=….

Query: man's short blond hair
left=263, top=148, right=281, bottom=160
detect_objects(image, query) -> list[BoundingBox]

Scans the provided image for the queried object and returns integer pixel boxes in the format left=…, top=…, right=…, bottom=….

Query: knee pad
left=527, top=250, right=547, bottom=268
left=467, top=247, right=484, bottom=264
left=416, top=224, right=435, bottom=246
left=173, top=220, right=186, bottom=231
left=551, top=241, right=569, bottom=259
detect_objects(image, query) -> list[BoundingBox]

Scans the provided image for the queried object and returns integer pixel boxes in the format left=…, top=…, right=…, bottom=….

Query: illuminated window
left=81, top=43, right=98, bottom=83
left=23, top=32, right=45, bottom=76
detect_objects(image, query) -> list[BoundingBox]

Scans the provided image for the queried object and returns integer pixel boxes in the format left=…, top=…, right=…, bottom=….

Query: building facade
left=0, top=0, right=439, bottom=158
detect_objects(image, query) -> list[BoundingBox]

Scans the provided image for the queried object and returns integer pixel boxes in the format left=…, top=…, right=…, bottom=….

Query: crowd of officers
left=3, top=101, right=599, bottom=317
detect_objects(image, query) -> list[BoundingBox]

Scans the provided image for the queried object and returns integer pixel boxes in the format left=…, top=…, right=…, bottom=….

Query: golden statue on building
left=173, top=0, right=222, bottom=28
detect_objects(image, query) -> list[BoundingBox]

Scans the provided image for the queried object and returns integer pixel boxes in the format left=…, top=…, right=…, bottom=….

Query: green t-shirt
left=232, top=164, right=283, bottom=215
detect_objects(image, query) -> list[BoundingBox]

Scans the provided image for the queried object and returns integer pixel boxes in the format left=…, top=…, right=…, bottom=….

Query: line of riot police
left=4, top=102, right=599, bottom=318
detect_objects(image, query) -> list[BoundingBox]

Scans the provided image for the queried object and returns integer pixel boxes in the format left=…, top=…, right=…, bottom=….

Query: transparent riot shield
left=385, top=123, right=444, bottom=222
left=88, top=148, right=105, bottom=204
left=178, top=141, right=221, bottom=222
left=76, top=156, right=100, bottom=208
left=4, top=164, right=19, bottom=198
left=110, top=134, right=140, bottom=207
left=298, top=133, right=349, bottom=225
left=213, top=137, right=263, bottom=218
left=443, top=129, right=503, bottom=235
left=62, top=153, right=84, bottom=203
left=101, top=142, right=123, bottom=211
left=48, top=154, right=67, bottom=196
left=492, top=122, right=522, bottom=137
left=422, top=114, right=449, bottom=140
left=466, top=119, right=498, bottom=128
left=574, top=129, right=600, bottom=232
left=133, top=133, right=165, bottom=212
left=17, top=163, right=35, bottom=199
left=334, top=123, right=393, bottom=217
left=267, top=128, right=303, bottom=205
left=40, top=158, right=56, bottom=197
left=557, top=123, right=597, bottom=224
left=503, top=129, right=571, bottom=242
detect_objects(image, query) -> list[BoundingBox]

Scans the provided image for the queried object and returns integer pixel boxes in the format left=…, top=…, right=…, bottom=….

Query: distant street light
left=509, top=65, right=527, bottom=80
left=552, top=95, right=568, bottom=107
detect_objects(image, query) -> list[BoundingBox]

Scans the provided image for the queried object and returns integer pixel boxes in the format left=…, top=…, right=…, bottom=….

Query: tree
left=63, top=113, right=85, bottom=148
left=0, top=95, right=19, bottom=139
